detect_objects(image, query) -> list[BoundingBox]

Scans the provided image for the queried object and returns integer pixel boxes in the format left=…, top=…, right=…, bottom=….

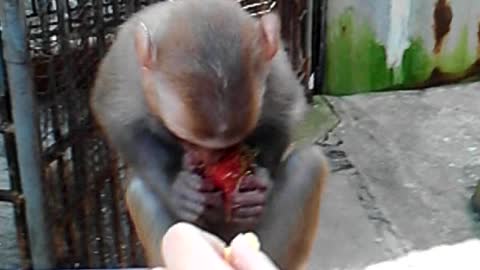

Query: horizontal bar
left=0, top=189, right=23, bottom=204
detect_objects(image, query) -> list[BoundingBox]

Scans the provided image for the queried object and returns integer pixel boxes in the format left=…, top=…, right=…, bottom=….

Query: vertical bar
left=472, top=181, right=480, bottom=213
left=0, top=0, right=55, bottom=268
left=0, top=29, right=32, bottom=269
left=0, top=35, right=6, bottom=98
left=109, top=154, right=128, bottom=267
left=94, top=0, right=106, bottom=55
left=313, top=0, right=328, bottom=94
left=304, top=0, right=313, bottom=95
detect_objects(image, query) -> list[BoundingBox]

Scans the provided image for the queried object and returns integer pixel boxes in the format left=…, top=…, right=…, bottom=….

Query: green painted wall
left=325, top=8, right=479, bottom=95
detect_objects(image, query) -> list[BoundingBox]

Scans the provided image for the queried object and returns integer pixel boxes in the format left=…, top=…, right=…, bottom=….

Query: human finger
left=229, top=234, right=279, bottom=270
left=162, top=222, right=234, bottom=270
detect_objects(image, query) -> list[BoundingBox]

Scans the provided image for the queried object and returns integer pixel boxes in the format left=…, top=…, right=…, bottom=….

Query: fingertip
left=229, top=234, right=278, bottom=270
left=162, top=222, right=234, bottom=269
left=162, top=222, right=196, bottom=250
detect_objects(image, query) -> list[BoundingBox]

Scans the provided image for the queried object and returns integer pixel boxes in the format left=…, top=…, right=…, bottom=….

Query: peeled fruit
left=186, top=145, right=256, bottom=221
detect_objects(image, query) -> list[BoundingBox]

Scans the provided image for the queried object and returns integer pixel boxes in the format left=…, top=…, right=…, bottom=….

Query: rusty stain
left=433, top=0, right=452, bottom=54
left=414, top=59, right=480, bottom=90
left=477, top=22, right=480, bottom=56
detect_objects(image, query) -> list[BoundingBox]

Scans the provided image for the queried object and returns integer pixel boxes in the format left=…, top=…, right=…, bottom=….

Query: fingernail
left=231, top=232, right=260, bottom=252
left=232, top=233, right=249, bottom=249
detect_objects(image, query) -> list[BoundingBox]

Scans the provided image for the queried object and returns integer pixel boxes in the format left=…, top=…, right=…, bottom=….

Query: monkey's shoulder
left=262, top=50, right=307, bottom=126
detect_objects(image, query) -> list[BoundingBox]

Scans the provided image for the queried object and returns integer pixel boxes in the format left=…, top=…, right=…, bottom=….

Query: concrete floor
left=306, top=82, right=480, bottom=270
left=1, top=82, right=480, bottom=269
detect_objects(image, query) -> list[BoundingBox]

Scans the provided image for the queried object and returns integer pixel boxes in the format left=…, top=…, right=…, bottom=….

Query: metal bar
left=14, top=195, right=32, bottom=269
left=472, top=181, right=480, bottom=213
left=0, top=189, right=22, bottom=203
left=109, top=154, right=128, bottom=267
left=0, top=0, right=55, bottom=268
left=313, top=0, right=328, bottom=94
left=0, top=30, right=6, bottom=98
left=0, top=41, right=31, bottom=267
left=304, top=0, right=313, bottom=99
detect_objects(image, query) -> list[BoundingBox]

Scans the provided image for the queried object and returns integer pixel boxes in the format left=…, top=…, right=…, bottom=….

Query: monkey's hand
left=230, top=167, right=272, bottom=229
left=171, top=171, right=225, bottom=228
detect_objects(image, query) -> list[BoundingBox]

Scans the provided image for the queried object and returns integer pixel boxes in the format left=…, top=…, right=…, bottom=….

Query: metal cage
left=0, top=0, right=314, bottom=268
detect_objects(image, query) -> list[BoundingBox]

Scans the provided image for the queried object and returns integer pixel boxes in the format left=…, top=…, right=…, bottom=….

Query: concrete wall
left=325, top=0, right=480, bottom=95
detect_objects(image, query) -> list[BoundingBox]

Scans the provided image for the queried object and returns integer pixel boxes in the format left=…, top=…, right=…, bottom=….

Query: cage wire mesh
left=0, top=0, right=312, bottom=268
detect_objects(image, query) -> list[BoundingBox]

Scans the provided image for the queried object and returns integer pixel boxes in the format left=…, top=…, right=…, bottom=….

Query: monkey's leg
left=125, top=175, right=176, bottom=266
left=256, top=145, right=329, bottom=270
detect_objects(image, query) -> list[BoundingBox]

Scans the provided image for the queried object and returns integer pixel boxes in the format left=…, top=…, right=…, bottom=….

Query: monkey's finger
left=162, top=222, right=234, bottom=270
left=179, top=185, right=206, bottom=205
left=176, top=209, right=208, bottom=228
left=199, top=179, right=218, bottom=192
left=230, top=216, right=260, bottom=227
left=232, top=191, right=266, bottom=207
left=202, top=207, right=225, bottom=225
left=203, top=190, right=224, bottom=208
left=232, top=205, right=263, bottom=218
left=180, top=196, right=205, bottom=216
left=182, top=172, right=218, bottom=192
left=180, top=171, right=204, bottom=190
left=240, top=175, right=268, bottom=191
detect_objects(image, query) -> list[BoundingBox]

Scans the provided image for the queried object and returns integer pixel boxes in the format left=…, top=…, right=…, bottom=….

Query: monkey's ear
left=134, top=21, right=155, bottom=69
left=259, top=13, right=281, bottom=61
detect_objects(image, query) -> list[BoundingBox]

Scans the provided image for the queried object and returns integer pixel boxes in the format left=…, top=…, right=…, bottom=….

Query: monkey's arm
left=104, top=123, right=181, bottom=265
left=125, top=176, right=175, bottom=266
left=256, top=146, right=328, bottom=270
left=117, top=124, right=182, bottom=206
left=115, top=125, right=225, bottom=265
left=246, top=120, right=291, bottom=175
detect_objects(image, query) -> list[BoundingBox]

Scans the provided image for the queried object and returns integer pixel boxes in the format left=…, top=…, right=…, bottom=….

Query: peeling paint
left=386, top=0, right=411, bottom=69
left=325, top=6, right=480, bottom=96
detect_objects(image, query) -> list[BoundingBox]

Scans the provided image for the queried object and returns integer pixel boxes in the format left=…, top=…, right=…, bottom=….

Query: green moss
left=401, top=38, right=435, bottom=85
left=325, top=8, right=392, bottom=95
left=436, top=26, right=477, bottom=73
left=325, top=8, right=478, bottom=96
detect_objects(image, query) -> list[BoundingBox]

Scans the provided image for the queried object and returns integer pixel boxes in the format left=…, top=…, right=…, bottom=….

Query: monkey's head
left=134, top=2, right=280, bottom=150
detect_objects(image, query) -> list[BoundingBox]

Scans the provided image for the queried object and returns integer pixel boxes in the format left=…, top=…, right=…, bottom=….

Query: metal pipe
left=472, top=181, right=480, bottom=213
left=313, top=0, right=328, bottom=93
left=0, top=0, right=55, bottom=268
left=305, top=0, right=313, bottom=78
left=0, top=189, right=22, bottom=203
left=0, top=28, right=6, bottom=98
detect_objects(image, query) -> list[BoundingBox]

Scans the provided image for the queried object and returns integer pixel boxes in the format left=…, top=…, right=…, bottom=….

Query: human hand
left=155, top=222, right=279, bottom=270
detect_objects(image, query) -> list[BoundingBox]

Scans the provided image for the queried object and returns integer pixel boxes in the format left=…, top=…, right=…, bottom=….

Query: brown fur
left=89, top=0, right=324, bottom=268
left=284, top=152, right=329, bottom=269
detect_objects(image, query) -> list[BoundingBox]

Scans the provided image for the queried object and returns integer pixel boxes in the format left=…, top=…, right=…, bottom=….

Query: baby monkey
left=90, top=0, right=328, bottom=269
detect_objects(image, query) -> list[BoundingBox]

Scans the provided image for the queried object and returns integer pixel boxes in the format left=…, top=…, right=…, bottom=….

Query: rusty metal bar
left=0, top=0, right=54, bottom=268
left=0, top=189, right=22, bottom=203
left=109, top=154, right=129, bottom=267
